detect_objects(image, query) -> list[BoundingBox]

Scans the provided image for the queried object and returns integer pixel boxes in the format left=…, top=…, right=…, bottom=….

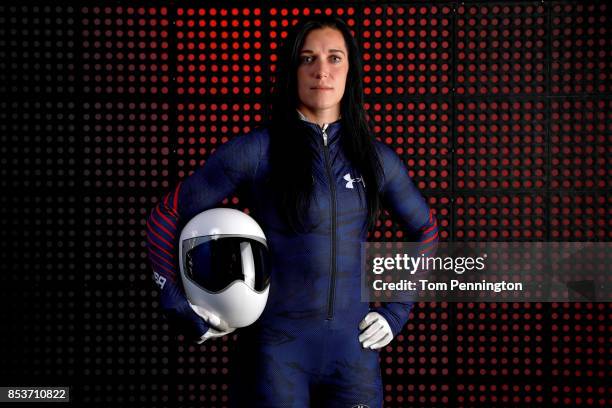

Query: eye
left=330, top=55, right=342, bottom=63
left=300, top=55, right=314, bottom=64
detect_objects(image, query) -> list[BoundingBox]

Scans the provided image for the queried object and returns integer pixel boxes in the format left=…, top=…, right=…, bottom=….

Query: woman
left=147, top=15, right=438, bottom=407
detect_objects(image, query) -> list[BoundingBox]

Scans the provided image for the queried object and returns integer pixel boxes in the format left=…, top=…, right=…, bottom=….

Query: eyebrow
left=300, top=49, right=347, bottom=56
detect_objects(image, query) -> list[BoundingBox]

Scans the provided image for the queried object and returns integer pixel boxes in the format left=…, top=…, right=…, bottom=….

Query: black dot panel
left=80, top=383, right=170, bottom=406
left=551, top=385, right=610, bottom=407
left=551, top=2, right=611, bottom=95
left=0, top=100, right=77, bottom=190
left=0, top=193, right=19, bottom=377
left=382, top=302, right=451, bottom=377
left=550, top=98, right=611, bottom=190
left=455, top=99, right=547, bottom=190
left=384, top=383, right=451, bottom=407
left=456, top=3, right=547, bottom=96
left=82, top=101, right=173, bottom=189
left=0, top=5, right=76, bottom=95
left=0, top=194, right=78, bottom=378
left=81, top=288, right=167, bottom=377
left=81, top=6, right=170, bottom=95
left=0, top=194, right=11, bottom=280
left=177, top=382, right=230, bottom=407
left=454, top=194, right=547, bottom=241
left=456, top=383, right=545, bottom=406
left=13, top=196, right=78, bottom=280
left=176, top=339, right=234, bottom=376
left=83, top=194, right=151, bottom=286
left=361, top=4, right=453, bottom=96
left=455, top=303, right=547, bottom=377
left=367, top=100, right=452, bottom=191
left=176, top=7, right=265, bottom=97
left=550, top=303, right=609, bottom=380
left=550, top=193, right=610, bottom=241
left=81, top=192, right=171, bottom=403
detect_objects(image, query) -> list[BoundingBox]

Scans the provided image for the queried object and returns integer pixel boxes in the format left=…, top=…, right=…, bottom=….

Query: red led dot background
left=176, top=7, right=264, bottom=97
left=0, top=2, right=610, bottom=407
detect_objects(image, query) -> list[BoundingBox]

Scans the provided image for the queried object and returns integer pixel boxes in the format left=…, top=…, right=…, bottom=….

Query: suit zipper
left=320, top=124, right=337, bottom=320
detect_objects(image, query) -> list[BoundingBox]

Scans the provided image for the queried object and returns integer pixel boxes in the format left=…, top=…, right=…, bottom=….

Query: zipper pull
left=321, top=123, right=329, bottom=146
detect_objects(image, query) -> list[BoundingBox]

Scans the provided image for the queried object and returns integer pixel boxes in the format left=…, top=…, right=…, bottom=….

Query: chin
left=304, top=100, right=342, bottom=112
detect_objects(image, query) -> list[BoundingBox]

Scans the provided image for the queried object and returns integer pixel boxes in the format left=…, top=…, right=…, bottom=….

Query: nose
left=313, top=59, right=329, bottom=79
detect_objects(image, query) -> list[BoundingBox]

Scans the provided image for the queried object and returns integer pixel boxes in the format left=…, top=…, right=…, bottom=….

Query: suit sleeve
left=145, top=132, right=262, bottom=337
left=373, top=143, right=439, bottom=336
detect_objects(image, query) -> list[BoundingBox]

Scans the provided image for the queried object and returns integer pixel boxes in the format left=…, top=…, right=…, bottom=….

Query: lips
left=311, top=87, right=333, bottom=90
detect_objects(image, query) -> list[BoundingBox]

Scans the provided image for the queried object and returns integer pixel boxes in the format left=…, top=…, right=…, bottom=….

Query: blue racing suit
left=146, top=118, right=438, bottom=407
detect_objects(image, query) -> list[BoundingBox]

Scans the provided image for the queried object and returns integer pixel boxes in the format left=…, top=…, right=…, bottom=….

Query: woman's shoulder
left=242, top=125, right=271, bottom=146
left=372, top=139, right=406, bottom=186
left=217, top=125, right=271, bottom=157
left=244, top=125, right=271, bottom=148
left=373, top=139, right=400, bottom=164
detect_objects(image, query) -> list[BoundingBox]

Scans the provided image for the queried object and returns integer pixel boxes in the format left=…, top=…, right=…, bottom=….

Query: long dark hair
left=269, top=15, right=382, bottom=233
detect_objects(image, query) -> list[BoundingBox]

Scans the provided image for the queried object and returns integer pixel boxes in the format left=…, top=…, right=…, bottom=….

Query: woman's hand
left=190, top=304, right=236, bottom=344
left=358, top=311, right=393, bottom=350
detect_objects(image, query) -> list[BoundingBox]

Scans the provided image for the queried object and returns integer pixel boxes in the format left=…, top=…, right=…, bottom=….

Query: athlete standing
left=147, top=15, right=438, bottom=408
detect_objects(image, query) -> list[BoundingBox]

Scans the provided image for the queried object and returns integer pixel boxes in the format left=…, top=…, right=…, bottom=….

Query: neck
left=296, top=106, right=341, bottom=127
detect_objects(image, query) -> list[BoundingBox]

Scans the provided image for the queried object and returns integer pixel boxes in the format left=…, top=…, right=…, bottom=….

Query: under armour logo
left=343, top=173, right=365, bottom=189
left=351, top=405, right=370, bottom=408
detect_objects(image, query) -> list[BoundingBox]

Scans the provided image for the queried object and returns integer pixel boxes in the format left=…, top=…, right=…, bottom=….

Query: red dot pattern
left=361, top=5, right=453, bottom=96
left=550, top=303, right=609, bottom=380
left=456, top=303, right=546, bottom=377
left=268, top=7, right=357, bottom=76
left=457, top=383, right=545, bottom=405
left=176, top=7, right=264, bottom=96
left=454, top=194, right=546, bottom=241
left=456, top=100, right=546, bottom=190
left=551, top=3, right=611, bottom=94
left=550, top=99, right=610, bottom=190
left=367, top=100, right=452, bottom=191
left=550, top=194, right=610, bottom=241
left=456, top=4, right=547, bottom=96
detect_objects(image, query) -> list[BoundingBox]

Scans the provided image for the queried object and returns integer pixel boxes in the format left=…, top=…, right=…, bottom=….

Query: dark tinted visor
left=182, top=235, right=270, bottom=293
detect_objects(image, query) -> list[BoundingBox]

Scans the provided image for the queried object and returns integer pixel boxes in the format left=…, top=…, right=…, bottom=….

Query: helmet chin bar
left=184, top=279, right=270, bottom=328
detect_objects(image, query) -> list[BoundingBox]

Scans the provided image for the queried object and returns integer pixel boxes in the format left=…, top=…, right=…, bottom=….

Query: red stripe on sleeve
left=154, top=206, right=179, bottom=232
left=146, top=218, right=175, bottom=249
left=172, top=182, right=181, bottom=210
left=150, top=209, right=176, bottom=239
left=146, top=233, right=176, bottom=260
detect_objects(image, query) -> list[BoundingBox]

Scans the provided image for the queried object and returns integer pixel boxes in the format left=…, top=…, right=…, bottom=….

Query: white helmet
left=179, top=208, right=270, bottom=328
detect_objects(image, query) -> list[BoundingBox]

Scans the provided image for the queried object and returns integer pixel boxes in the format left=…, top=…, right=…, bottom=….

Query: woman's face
left=297, top=27, right=349, bottom=120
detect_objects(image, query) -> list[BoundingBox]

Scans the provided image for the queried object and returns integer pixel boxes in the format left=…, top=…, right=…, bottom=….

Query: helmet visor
left=182, top=235, right=270, bottom=293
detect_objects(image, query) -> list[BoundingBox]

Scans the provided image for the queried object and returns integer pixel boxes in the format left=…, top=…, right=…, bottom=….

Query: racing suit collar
left=296, top=109, right=342, bottom=145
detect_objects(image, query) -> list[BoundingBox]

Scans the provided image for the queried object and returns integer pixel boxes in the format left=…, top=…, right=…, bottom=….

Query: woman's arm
left=373, top=142, right=439, bottom=336
left=146, top=131, right=263, bottom=340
